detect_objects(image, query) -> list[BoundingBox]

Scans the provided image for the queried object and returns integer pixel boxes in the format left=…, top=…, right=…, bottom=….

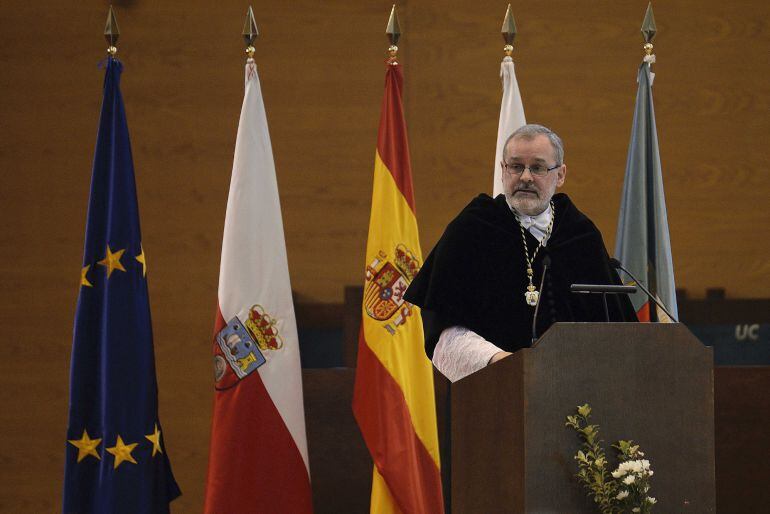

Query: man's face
left=501, top=134, right=567, bottom=216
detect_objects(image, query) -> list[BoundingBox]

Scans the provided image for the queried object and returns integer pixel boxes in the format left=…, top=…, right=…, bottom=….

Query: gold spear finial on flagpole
left=243, top=6, right=259, bottom=59
left=386, top=5, right=401, bottom=65
left=641, top=2, right=657, bottom=57
left=501, top=4, right=517, bottom=57
left=104, top=5, right=120, bottom=56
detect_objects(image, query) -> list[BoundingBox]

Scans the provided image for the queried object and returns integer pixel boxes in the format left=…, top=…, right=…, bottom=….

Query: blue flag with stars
left=63, top=57, right=181, bottom=514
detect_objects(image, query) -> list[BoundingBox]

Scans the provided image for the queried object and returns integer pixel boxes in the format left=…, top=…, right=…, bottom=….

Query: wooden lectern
left=450, top=322, right=715, bottom=513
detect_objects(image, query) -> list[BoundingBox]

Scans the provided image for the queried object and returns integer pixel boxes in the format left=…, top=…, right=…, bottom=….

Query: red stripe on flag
left=376, top=64, right=416, bottom=214
left=636, top=301, right=650, bottom=322
left=211, top=305, right=227, bottom=339
left=204, top=308, right=313, bottom=514
left=353, top=330, right=444, bottom=514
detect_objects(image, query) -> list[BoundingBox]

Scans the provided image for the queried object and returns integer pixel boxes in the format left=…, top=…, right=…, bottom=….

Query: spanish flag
left=352, top=62, right=444, bottom=513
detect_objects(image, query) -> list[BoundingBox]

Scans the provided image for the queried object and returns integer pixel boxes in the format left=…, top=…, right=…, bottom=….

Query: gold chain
left=516, top=200, right=555, bottom=306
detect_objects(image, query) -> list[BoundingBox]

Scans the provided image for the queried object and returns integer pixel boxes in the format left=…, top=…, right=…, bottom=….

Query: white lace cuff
left=432, top=326, right=504, bottom=383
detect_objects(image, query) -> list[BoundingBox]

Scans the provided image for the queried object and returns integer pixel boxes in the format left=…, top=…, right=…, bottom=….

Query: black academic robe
left=404, top=193, right=638, bottom=358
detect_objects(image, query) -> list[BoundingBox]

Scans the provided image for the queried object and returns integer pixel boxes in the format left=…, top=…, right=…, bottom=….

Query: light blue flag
left=614, top=61, right=678, bottom=322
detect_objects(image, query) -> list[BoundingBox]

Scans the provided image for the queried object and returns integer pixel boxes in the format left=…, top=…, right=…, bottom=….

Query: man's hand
left=488, top=351, right=513, bottom=365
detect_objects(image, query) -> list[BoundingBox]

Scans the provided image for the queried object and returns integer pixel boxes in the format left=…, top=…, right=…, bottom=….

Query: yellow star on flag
left=80, top=265, right=93, bottom=288
left=106, top=435, right=138, bottom=469
left=145, top=423, right=163, bottom=457
left=68, top=429, right=101, bottom=462
left=135, top=245, right=147, bottom=277
left=98, top=245, right=126, bottom=279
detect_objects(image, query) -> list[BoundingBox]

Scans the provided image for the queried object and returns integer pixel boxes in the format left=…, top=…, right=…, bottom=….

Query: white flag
left=492, top=56, right=526, bottom=197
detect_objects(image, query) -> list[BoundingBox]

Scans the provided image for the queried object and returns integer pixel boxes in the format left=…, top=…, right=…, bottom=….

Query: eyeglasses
left=501, top=162, right=561, bottom=177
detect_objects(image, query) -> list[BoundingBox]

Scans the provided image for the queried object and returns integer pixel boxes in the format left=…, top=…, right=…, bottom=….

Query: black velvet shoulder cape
left=404, top=193, right=637, bottom=358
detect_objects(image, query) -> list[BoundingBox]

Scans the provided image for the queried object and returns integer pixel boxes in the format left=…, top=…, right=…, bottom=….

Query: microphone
left=570, top=284, right=637, bottom=294
left=569, top=283, right=637, bottom=322
left=609, top=258, right=678, bottom=323
left=531, top=255, right=551, bottom=344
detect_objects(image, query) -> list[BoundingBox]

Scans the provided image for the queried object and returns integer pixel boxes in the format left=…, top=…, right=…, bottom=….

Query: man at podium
left=405, top=124, right=637, bottom=382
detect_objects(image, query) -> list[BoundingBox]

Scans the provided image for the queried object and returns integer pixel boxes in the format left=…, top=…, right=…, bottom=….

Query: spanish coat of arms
left=364, top=244, right=420, bottom=335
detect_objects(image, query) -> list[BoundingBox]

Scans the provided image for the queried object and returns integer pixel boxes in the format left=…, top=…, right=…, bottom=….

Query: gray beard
left=506, top=192, right=550, bottom=216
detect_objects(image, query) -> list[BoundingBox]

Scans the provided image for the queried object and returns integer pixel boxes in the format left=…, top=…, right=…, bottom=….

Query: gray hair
left=503, top=124, right=564, bottom=165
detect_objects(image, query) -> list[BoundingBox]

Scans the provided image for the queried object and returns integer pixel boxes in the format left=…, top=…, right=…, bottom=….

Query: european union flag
left=63, top=57, right=181, bottom=514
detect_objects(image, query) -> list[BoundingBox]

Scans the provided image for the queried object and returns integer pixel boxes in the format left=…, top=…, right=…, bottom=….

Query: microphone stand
left=531, top=256, right=550, bottom=344
left=610, top=259, right=678, bottom=323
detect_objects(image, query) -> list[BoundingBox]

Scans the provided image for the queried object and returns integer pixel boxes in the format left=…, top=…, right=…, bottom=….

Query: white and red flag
left=204, top=58, right=313, bottom=513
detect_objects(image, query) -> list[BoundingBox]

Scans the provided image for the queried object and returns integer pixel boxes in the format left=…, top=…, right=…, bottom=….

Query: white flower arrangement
left=565, top=404, right=656, bottom=514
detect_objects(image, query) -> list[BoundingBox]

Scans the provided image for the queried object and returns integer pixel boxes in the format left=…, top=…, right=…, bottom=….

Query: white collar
left=512, top=203, right=552, bottom=245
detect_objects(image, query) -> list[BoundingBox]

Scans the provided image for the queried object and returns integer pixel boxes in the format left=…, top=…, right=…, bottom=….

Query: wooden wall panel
left=0, top=0, right=768, bottom=511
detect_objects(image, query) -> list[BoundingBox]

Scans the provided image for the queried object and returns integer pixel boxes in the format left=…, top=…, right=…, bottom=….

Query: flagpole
left=501, top=3, right=516, bottom=59
left=243, top=5, right=258, bottom=60
left=104, top=5, right=119, bottom=57
left=641, top=2, right=657, bottom=80
left=386, top=4, right=400, bottom=65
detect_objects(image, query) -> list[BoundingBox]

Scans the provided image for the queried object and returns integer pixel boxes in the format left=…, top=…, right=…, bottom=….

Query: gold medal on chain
left=517, top=201, right=554, bottom=307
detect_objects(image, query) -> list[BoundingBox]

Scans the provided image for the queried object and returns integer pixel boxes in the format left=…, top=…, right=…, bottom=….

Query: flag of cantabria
left=63, top=56, right=181, bottom=514
left=203, top=57, right=313, bottom=513
left=615, top=60, right=678, bottom=322
left=492, top=54, right=526, bottom=197
left=352, top=61, right=444, bottom=514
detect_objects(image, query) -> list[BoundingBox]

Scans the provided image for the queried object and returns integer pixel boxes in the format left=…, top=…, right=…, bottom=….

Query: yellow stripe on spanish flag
left=352, top=63, right=444, bottom=514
